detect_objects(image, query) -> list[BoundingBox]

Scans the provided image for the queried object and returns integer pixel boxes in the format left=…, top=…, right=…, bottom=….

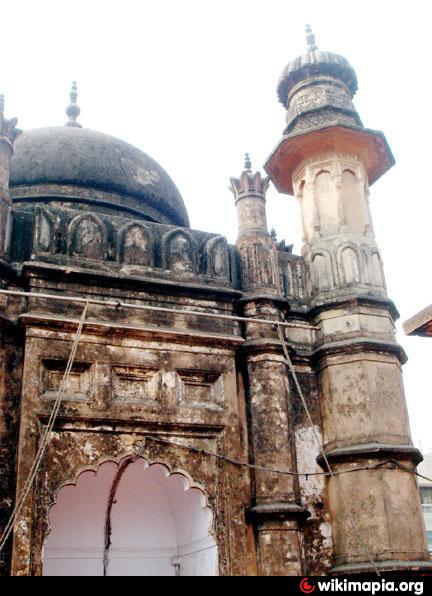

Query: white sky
left=1, top=0, right=431, bottom=451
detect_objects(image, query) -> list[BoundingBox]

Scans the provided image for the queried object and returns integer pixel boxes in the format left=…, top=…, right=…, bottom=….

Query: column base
left=247, top=503, right=309, bottom=576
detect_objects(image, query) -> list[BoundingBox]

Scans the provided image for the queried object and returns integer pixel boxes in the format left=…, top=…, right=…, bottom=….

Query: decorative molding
left=176, top=369, right=224, bottom=411
left=111, top=365, right=161, bottom=406
left=40, top=360, right=93, bottom=402
left=316, top=443, right=423, bottom=467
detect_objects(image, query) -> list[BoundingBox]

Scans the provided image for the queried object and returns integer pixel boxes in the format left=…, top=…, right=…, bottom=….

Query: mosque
left=0, top=27, right=430, bottom=576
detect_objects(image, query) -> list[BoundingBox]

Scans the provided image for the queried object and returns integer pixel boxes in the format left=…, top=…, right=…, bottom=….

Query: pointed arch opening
left=42, top=457, right=218, bottom=577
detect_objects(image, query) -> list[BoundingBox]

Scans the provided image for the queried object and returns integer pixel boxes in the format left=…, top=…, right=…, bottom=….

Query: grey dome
left=277, top=50, right=358, bottom=106
left=9, top=126, right=190, bottom=227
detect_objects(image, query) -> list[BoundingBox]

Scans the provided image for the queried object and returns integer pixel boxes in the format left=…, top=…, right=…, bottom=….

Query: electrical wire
left=0, top=288, right=319, bottom=331
left=135, top=436, right=426, bottom=480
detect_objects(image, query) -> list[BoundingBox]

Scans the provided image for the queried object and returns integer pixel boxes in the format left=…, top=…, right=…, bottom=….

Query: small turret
left=230, top=155, right=280, bottom=295
left=0, top=96, right=21, bottom=257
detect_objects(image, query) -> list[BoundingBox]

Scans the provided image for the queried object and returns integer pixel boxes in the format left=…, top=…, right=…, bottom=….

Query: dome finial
left=65, top=81, right=82, bottom=128
left=306, top=24, right=318, bottom=52
left=244, top=153, right=252, bottom=173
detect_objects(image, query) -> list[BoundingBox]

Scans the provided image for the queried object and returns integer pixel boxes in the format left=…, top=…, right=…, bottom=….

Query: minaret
left=265, top=27, right=431, bottom=574
left=230, top=157, right=308, bottom=576
left=0, top=96, right=21, bottom=261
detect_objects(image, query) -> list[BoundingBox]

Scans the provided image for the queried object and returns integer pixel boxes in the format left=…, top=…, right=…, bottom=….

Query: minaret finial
left=244, top=153, right=252, bottom=173
left=0, top=95, right=4, bottom=118
left=65, top=81, right=82, bottom=128
left=306, top=24, right=317, bottom=52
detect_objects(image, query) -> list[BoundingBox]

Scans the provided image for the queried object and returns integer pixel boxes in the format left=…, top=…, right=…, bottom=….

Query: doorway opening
left=43, top=457, right=218, bottom=576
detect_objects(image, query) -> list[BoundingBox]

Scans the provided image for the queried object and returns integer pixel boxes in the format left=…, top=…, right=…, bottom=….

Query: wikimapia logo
left=299, top=579, right=424, bottom=596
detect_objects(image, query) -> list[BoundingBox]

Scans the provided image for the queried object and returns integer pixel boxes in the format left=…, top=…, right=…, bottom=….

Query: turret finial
left=244, top=153, right=252, bottom=173
left=65, top=81, right=82, bottom=128
left=306, top=24, right=318, bottom=52
left=0, top=94, right=21, bottom=144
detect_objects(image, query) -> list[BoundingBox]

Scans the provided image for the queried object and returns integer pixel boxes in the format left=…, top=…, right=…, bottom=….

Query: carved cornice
left=19, top=313, right=245, bottom=349
left=20, top=261, right=242, bottom=301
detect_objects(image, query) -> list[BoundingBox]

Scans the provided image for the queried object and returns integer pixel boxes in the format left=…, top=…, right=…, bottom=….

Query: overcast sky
left=1, top=0, right=431, bottom=451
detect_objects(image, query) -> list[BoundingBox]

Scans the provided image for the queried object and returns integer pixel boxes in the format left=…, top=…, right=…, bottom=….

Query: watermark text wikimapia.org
left=299, top=578, right=425, bottom=595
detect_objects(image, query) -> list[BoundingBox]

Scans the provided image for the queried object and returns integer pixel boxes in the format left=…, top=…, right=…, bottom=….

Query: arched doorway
left=43, top=458, right=218, bottom=576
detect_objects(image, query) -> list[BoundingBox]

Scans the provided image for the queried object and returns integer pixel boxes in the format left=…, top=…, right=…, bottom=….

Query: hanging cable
left=0, top=301, right=89, bottom=555
left=134, top=436, right=428, bottom=480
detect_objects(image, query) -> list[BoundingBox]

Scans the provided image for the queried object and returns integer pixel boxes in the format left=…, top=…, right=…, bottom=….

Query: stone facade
left=0, top=31, right=430, bottom=576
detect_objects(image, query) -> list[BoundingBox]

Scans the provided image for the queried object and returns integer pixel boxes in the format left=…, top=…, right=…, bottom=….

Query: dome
left=9, top=126, right=190, bottom=227
left=277, top=50, right=358, bottom=107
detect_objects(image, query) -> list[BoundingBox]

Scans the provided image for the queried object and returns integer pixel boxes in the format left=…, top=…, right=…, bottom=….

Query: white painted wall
left=43, top=459, right=218, bottom=576
left=418, top=452, right=432, bottom=553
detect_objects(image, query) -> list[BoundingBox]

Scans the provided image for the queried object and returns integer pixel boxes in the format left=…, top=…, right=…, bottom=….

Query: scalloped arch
left=43, top=452, right=218, bottom=576
left=46, top=451, right=215, bottom=531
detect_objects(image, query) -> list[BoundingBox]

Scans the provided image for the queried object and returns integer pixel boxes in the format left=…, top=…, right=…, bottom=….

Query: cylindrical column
left=231, top=163, right=307, bottom=575
left=243, top=301, right=307, bottom=576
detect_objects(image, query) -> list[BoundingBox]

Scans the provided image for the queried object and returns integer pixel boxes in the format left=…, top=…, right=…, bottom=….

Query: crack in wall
left=103, top=455, right=137, bottom=577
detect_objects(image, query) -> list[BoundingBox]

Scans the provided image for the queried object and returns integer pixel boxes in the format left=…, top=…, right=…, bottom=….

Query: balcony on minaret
left=264, top=29, right=392, bottom=301
left=264, top=28, right=394, bottom=197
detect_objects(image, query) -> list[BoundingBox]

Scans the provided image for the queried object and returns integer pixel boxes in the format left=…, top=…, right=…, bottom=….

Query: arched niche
left=205, top=236, right=229, bottom=280
left=315, top=170, right=339, bottom=236
left=34, top=206, right=57, bottom=254
left=162, top=229, right=198, bottom=274
left=43, top=457, right=218, bottom=577
left=118, top=222, right=153, bottom=267
left=340, top=169, right=369, bottom=236
left=370, top=251, right=385, bottom=288
left=339, top=244, right=361, bottom=285
left=68, top=214, right=107, bottom=261
left=311, top=252, right=332, bottom=292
